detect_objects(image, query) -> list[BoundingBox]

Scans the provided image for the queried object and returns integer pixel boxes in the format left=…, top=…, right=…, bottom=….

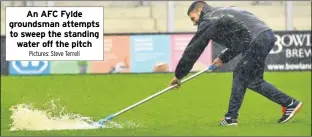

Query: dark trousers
left=225, top=30, right=294, bottom=119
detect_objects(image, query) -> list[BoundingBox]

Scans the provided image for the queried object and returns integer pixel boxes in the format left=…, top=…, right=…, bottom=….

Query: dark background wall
left=1, top=36, right=9, bottom=75
left=212, top=31, right=311, bottom=72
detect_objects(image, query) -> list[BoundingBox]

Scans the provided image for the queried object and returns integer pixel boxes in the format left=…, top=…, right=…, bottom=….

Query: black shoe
left=278, top=100, right=303, bottom=124
left=220, top=117, right=238, bottom=126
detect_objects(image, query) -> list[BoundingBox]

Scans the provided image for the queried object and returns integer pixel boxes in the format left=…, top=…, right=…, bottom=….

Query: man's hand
left=212, top=57, right=224, bottom=68
left=168, top=77, right=181, bottom=89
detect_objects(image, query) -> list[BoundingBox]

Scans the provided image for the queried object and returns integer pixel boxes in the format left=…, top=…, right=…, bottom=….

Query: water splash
left=9, top=100, right=143, bottom=131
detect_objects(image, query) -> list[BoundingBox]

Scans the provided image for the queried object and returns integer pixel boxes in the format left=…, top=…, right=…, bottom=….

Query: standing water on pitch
left=9, top=99, right=143, bottom=131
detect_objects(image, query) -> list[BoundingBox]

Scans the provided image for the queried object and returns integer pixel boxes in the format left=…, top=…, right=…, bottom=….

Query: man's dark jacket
left=175, top=5, right=272, bottom=79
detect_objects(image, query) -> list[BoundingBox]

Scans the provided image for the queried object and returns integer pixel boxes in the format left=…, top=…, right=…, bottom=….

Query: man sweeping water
left=168, top=1, right=303, bottom=126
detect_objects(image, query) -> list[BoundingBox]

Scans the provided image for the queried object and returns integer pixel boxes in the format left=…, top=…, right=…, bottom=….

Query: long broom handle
left=98, top=65, right=216, bottom=124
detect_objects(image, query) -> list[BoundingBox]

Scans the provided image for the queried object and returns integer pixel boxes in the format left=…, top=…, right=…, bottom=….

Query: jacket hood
left=202, top=3, right=214, bottom=13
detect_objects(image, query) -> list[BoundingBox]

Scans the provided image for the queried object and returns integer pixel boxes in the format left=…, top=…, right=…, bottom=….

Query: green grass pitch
left=1, top=72, right=311, bottom=136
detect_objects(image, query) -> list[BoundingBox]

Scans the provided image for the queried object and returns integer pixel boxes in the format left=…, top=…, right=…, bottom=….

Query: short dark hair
left=187, top=1, right=208, bottom=15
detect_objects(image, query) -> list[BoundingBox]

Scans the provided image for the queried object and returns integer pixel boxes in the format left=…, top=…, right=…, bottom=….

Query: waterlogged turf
left=1, top=72, right=311, bottom=136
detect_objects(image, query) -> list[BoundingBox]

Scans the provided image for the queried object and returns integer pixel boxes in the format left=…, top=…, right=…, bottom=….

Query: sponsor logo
left=270, top=33, right=311, bottom=58
left=9, top=61, right=50, bottom=75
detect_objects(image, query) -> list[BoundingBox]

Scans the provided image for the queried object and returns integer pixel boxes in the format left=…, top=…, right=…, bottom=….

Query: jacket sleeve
left=174, top=24, right=212, bottom=80
left=218, top=48, right=240, bottom=64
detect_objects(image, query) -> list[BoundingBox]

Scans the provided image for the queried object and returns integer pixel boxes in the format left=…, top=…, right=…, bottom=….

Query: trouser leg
left=247, top=79, right=293, bottom=107
left=224, top=71, right=248, bottom=119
